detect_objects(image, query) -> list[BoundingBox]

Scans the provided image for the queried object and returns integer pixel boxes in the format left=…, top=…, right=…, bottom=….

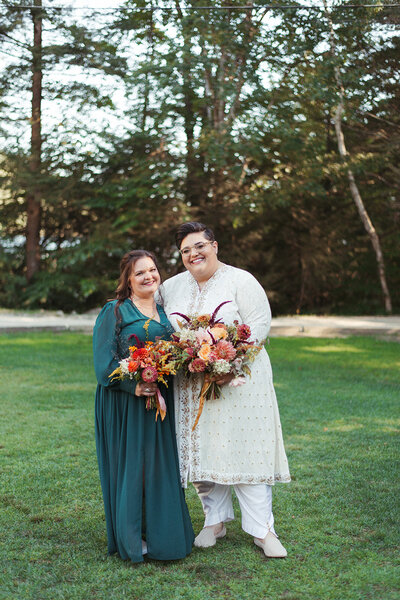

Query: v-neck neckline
left=189, top=263, right=227, bottom=296
left=128, top=299, right=161, bottom=323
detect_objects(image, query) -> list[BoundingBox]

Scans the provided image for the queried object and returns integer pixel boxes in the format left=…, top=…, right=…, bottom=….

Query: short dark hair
left=175, top=221, right=215, bottom=249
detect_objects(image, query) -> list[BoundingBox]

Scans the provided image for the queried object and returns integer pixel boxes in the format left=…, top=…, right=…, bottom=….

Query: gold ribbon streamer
left=155, top=389, right=167, bottom=422
left=192, top=374, right=213, bottom=431
left=155, top=404, right=166, bottom=422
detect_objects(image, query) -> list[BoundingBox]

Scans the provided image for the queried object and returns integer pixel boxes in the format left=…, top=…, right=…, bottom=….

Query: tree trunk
left=324, top=1, right=392, bottom=313
left=175, top=1, right=208, bottom=206
left=182, top=44, right=199, bottom=205
left=141, top=7, right=153, bottom=133
left=26, top=0, right=42, bottom=282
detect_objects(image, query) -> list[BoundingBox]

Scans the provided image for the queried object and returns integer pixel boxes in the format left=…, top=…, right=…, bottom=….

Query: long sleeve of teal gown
left=93, top=299, right=194, bottom=563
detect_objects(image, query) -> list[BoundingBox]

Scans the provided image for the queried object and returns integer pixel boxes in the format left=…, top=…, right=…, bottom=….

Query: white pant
left=193, top=481, right=275, bottom=539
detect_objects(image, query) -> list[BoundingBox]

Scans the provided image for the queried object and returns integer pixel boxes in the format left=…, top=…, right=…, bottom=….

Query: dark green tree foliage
left=101, top=0, right=398, bottom=314
left=0, top=1, right=398, bottom=313
left=228, top=1, right=400, bottom=314
left=0, top=1, right=125, bottom=309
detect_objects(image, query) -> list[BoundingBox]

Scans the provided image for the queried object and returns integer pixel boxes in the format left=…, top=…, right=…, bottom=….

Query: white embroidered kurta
left=161, top=264, right=291, bottom=488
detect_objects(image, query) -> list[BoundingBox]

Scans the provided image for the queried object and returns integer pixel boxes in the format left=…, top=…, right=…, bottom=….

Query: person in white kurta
left=161, top=222, right=291, bottom=558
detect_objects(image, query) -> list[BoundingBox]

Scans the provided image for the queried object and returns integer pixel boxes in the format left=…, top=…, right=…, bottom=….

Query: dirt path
left=0, top=309, right=399, bottom=339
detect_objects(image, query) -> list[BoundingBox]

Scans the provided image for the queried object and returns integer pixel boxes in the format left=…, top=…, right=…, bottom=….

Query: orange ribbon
left=155, top=388, right=167, bottom=422
left=192, top=374, right=214, bottom=431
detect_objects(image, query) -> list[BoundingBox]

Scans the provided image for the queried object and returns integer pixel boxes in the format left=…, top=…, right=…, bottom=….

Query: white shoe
left=142, top=539, right=148, bottom=555
left=254, top=531, right=287, bottom=558
left=194, top=524, right=226, bottom=548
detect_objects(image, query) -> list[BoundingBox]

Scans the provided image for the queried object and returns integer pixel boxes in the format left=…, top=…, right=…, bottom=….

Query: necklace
left=131, top=296, right=158, bottom=320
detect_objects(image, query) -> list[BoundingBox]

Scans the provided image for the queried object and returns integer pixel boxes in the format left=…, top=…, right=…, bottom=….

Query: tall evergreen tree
left=0, top=1, right=125, bottom=305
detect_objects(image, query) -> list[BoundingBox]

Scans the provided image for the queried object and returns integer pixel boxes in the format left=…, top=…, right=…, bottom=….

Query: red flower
left=128, top=360, right=139, bottom=373
left=142, top=366, right=158, bottom=383
left=237, top=324, right=251, bottom=341
left=132, top=347, right=148, bottom=360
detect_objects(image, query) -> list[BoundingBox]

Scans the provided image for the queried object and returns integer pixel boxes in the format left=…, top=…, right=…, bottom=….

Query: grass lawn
left=0, top=333, right=399, bottom=600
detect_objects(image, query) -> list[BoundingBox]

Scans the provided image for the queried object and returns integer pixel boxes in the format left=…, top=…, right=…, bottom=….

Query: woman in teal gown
left=93, top=250, right=194, bottom=563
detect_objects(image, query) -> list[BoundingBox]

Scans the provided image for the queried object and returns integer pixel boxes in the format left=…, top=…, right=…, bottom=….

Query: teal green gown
left=93, top=299, right=194, bottom=563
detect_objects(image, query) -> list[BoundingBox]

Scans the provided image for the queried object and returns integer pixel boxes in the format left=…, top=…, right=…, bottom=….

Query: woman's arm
left=92, top=302, right=138, bottom=396
left=234, top=269, right=271, bottom=344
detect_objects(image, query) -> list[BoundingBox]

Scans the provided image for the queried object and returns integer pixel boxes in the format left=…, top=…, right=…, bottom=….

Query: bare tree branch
left=0, top=30, right=30, bottom=49
left=323, top=0, right=392, bottom=313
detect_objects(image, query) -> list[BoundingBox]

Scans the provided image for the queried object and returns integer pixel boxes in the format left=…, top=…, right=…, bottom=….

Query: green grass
left=0, top=333, right=399, bottom=600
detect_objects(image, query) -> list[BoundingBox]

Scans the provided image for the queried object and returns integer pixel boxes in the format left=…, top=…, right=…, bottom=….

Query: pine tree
left=0, top=1, right=125, bottom=304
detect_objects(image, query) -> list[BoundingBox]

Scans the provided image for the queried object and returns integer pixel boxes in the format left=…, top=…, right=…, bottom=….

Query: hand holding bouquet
left=170, top=302, right=261, bottom=430
left=109, top=335, right=176, bottom=421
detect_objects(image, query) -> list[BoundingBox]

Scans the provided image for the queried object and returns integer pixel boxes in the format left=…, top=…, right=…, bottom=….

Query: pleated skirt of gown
left=95, top=382, right=194, bottom=563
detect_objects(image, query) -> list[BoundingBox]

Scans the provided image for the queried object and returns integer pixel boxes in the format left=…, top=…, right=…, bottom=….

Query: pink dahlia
left=213, top=340, right=236, bottom=361
left=188, top=358, right=207, bottom=373
left=142, top=366, right=158, bottom=383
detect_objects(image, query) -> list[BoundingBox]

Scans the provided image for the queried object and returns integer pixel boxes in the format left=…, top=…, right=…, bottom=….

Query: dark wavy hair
left=175, top=221, right=215, bottom=249
left=114, top=249, right=160, bottom=312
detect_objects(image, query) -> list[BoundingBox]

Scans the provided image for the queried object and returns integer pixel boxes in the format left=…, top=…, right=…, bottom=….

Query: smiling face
left=129, top=256, right=161, bottom=299
left=179, top=231, right=219, bottom=284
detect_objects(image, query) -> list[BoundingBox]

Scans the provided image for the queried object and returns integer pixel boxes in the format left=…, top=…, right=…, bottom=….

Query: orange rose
left=198, top=343, right=211, bottom=361
left=128, top=360, right=139, bottom=372
left=197, top=314, right=211, bottom=323
left=209, top=325, right=228, bottom=340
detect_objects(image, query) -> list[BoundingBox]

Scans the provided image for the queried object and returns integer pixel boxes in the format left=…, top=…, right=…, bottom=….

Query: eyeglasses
left=179, top=241, right=214, bottom=256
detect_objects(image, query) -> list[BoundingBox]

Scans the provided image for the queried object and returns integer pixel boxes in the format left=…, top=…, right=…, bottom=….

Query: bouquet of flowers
left=109, top=334, right=176, bottom=421
left=169, top=301, right=261, bottom=430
